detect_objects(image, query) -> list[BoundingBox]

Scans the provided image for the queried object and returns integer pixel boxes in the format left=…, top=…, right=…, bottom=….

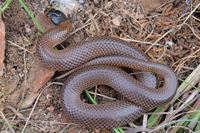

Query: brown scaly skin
left=36, top=23, right=177, bottom=129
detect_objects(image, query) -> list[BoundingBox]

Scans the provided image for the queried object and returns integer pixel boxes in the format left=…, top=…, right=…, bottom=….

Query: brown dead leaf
left=20, top=58, right=55, bottom=108
left=139, top=0, right=165, bottom=12
left=9, top=89, right=23, bottom=106
left=60, top=112, right=71, bottom=123
left=20, top=91, right=40, bottom=109
left=19, top=12, right=73, bottom=108
left=0, top=15, right=6, bottom=76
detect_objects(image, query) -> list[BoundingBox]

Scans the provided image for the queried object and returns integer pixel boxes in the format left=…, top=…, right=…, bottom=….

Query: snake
left=36, top=22, right=177, bottom=129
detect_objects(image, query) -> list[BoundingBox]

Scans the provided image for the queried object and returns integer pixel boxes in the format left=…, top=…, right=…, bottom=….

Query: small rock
left=50, top=0, right=80, bottom=15
left=105, top=2, right=112, bottom=9
left=111, top=16, right=121, bottom=26
left=25, top=24, right=31, bottom=33
left=47, top=105, right=55, bottom=112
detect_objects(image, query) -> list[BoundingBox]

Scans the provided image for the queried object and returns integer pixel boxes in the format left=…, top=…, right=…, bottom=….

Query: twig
left=6, top=105, right=26, bottom=120
left=166, top=125, right=194, bottom=133
left=88, top=91, right=117, bottom=100
left=69, top=23, right=91, bottom=36
left=178, top=3, right=200, bottom=29
left=145, top=29, right=174, bottom=53
left=183, top=23, right=200, bottom=40
left=7, top=40, right=33, bottom=54
left=120, top=37, right=161, bottom=46
left=142, top=114, right=148, bottom=133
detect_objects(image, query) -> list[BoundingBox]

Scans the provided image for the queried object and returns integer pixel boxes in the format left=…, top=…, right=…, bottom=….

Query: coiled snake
left=36, top=22, right=177, bottom=129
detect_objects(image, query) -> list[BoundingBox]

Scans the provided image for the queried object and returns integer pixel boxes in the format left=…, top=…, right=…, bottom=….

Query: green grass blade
left=0, top=120, right=22, bottom=131
left=170, top=114, right=191, bottom=132
left=113, top=128, right=121, bottom=133
left=18, top=0, right=44, bottom=33
left=118, top=128, right=125, bottom=133
left=147, top=106, right=166, bottom=128
left=193, top=110, right=200, bottom=131
left=0, top=0, right=13, bottom=14
left=194, top=120, right=200, bottom=131
left=84, top=90, right=97, bottom=104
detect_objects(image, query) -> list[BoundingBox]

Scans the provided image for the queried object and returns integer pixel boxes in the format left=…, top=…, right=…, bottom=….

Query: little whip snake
left=36, top=22, right=177, bottom=129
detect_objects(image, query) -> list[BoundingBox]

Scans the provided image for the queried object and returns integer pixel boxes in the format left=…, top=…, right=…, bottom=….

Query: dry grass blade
left=148, top=64, right=200, bottom=129
left=145, top=29, right=174, bottom=53
left=88, top=91, right=117, bottom=101
left=178, top=2, right=200, bottom=29
left=7, top=40, right=33, bottom=54
left=6, top=105, right=26, bottom=120
left=171, top=64, right=200, bottom=103
left=119, top=37, right=161, bottom=46
left=0, top=110, right=15, bottom=133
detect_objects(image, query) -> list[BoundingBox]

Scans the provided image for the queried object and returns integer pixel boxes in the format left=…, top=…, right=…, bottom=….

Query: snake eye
left=46, top=8, right=67, bottom=25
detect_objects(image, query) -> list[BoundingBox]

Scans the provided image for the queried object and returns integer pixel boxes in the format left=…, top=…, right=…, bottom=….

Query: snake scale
left=36, top=22, right=177, bottom=129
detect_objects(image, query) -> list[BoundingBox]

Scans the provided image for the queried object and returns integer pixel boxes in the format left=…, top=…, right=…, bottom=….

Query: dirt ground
left=0, top=0, right=200, bottom=133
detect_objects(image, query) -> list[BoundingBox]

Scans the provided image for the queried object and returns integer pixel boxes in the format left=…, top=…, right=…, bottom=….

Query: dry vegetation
left=0, top=0, right=200, bottom=133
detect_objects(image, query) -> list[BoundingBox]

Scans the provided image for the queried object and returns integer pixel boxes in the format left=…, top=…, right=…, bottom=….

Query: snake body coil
left=37, top=24, right=177, bottom=129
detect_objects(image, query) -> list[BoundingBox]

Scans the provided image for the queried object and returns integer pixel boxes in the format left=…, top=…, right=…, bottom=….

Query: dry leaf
left=60, top=112, right=71, bottom=123
left=139, top=0, right=165, bottom=12
left=9, top=89, right=23, bottom=106
left=20, top=91, right=40, bottom=108
left=20, top=59, right=55, bottom=108
left=19, top=13, right=72, bottom=108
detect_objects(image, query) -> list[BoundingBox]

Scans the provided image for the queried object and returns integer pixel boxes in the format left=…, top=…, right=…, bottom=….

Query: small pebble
left=165, top=41, right=173, bottom=46
left=47, top=105, right=55, bottom=112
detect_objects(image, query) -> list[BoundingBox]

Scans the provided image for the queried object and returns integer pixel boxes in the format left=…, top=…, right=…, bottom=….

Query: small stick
left=7, top=40, right=33, bottom=54
left=145, top=29, right=174, bottom=53
left=178, top=3, right=200, bottom=29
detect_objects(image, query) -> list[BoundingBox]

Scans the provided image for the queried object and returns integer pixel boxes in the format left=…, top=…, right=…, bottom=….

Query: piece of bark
left=0, top=15, right=6, bottom=76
